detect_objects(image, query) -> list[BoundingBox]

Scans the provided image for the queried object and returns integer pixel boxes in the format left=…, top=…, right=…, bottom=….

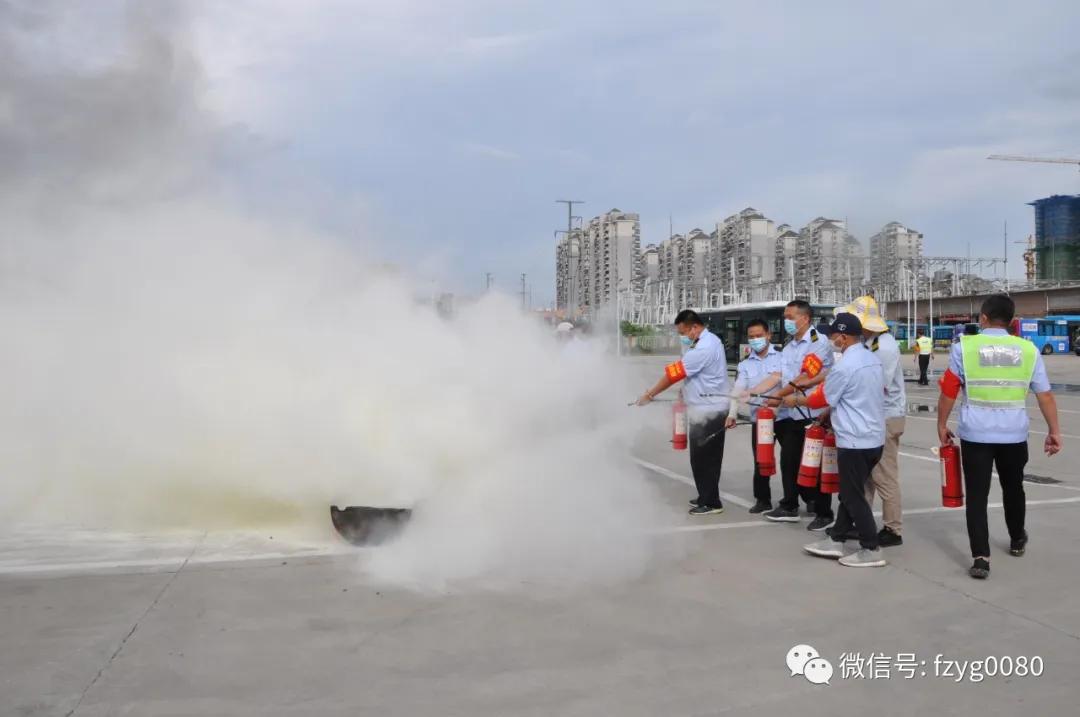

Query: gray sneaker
left=803, top=538, right=848, bottom=559
left=839, top=548, right=887, bottom=568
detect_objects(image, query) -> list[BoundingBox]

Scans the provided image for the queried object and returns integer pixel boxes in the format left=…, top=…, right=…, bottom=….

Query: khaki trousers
left=866, top=416, right=905, bottom=533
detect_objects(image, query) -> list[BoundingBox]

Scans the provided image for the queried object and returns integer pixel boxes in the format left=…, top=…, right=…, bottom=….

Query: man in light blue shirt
left=937, top=294, right=1061, bottom=580
left=785, top=313, right=887, bottom=568
left=763, top=300, right=836, bottom=529
left=637, top=309, right=730, bottom=516
left=834, top=295, right=907, bottom=547
left=727, top=318, right=782, bottom=513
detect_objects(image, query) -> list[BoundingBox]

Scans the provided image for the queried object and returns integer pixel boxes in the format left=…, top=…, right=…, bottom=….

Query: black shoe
left=827, top=526, right=859, bottom=540
left=969, top=558, right=990, bottom=579
left=764, top=506, right=800, bottom=523
left=1009, top=531, right=1028, bottom=556
left=878, top=527, right=903, bottom=547
left=807, top=516, right=834, bottom=532
left=748, top=501, right=772, bottom=515
left=689, top=497, right=701, bottom=507
left=689, top=504, right=724, bottom=516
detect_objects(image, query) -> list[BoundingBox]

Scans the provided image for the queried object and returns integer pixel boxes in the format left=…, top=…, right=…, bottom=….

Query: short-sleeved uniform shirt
left=948, top=328, right=1051, bottom=444
left=734, top=345, right=782, bottom=421
left=681, top=329, right=730, bottom=419
left=777, top=327, right=835, bottom=421
left=867, top=331, right=906, bottom=420
left=823, top=342, right=886, bottom=449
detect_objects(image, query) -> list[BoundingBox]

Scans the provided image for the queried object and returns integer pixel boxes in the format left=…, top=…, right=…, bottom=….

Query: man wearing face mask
left=833, top=296, right=906, bottom=547
left=783, top=313, right=888, bottom=568
left=637, top=310, right=730, bottom=515
left=726, top=319, right=782, bottom=513
left=763, top=300, right=835, bottom=530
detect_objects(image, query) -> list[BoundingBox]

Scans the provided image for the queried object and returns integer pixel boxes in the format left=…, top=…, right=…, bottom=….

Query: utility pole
left=556, top=199, right=584, bottom=316
left=520, top=273, right=527, bottom=310
left=997, top=222, right=1006, bottom=293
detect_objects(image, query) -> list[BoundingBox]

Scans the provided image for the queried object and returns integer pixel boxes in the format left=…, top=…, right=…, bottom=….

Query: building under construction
left=1030, top=194, right=1080, bottom=282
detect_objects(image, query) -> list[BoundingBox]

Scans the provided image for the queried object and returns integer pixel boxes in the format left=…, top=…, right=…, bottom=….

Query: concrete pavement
left=3, top=355, right=1080, bottom=716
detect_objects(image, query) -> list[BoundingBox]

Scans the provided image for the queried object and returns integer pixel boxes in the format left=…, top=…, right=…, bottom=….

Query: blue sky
left=189, top=1, right=1080, bottom=302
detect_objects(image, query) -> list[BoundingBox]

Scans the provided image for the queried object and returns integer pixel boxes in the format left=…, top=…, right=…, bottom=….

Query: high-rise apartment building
left=555, top=209, right=640, bottom=314
left=869, top=221, right=923, bottom=301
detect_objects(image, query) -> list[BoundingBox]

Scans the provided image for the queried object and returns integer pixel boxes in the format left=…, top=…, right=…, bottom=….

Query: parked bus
left=697, top=301, right=838, bottom=364
left=1018, top=315, right=1080, bottom=355
left=932, top=324, right=955, bottom=348
left=885, top=321, right=928, bottom=352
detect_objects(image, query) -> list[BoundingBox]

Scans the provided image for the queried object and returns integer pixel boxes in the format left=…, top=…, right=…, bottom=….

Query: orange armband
left=801, top=353, right=824, bottom=379
left=939, top=368, right=962, bottom=399
left=805, top=386, right=829, bottom=410
left=665, top=361, right=687, bottom=383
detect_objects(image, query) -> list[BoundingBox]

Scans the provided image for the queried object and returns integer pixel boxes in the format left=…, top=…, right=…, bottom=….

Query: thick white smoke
left=0, top=2, right=674, bottom=590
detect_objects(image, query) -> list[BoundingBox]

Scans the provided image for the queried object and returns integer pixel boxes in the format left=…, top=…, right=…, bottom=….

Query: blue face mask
left=784, top=318, right=798, bottom=335
left=679, top=335, right=693, bottom=347
left=748, top=337, right=768, bottom=353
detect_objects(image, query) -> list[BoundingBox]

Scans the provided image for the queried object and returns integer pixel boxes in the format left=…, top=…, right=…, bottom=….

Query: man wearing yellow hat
left=834, top=296, right=906, bottom=546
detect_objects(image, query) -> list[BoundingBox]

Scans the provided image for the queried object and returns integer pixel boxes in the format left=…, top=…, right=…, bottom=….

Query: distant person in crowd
left=727, top=319, right=782, bottom=514
left=914, top=328, right=934, bottom=385
left=784, top=313, right=888, bottom=568
left=764, top=300, right=835, bottom=530
left=937, top=294, right=1062, bottom=580
left=637, top=310, right=731, bottom=516
left=834, top=296, right=906, bottom=547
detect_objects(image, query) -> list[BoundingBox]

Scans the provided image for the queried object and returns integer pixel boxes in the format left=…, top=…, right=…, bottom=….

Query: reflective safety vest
left=960, top=334, right=1037, bottom=409
left=915, top=336, right=933, bottom=354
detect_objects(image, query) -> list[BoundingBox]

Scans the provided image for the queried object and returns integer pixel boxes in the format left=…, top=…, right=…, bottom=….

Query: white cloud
left=460, top=142, right=521, bottom=161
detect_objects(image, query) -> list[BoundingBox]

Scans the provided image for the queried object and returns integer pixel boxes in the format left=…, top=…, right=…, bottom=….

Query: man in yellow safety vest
left=913, top=328, right=934, bottom=385
left=937, top=294, right=1062, bottom=580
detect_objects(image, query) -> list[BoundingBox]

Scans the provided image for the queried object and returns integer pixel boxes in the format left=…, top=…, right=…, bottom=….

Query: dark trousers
left=960, top=440, right=1028, bottom=558
left=689, top=413, right=727, bottom=508
left=775, top=418, right=833, bottom=518
left=831, top=447, right=883, bottom=549
left=750, top=423, right=771, bottom=504
left=918, top=355, right=930, bottom=385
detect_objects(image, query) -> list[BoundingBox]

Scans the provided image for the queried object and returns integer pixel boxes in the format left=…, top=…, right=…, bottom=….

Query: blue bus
left=886, top=321, right=928, bottom=352
left=1018, top=315, right=1080, bottom=355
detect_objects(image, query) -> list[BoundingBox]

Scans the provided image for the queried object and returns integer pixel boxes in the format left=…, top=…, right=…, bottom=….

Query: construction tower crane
left=988, top=154, right=1080, bottom=170
left=1014, top=234, right=1036, bottom=283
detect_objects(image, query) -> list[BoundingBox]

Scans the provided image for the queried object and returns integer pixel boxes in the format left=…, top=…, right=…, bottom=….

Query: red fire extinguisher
left=940, top=443, right=963, bottom=507
left=672, top=396, right=688, bottom=451
left=755, top=406, right=776, bottom=476
left=797, top=423, right=826, bottom=488
left=819, top=431, right=839, bottom=494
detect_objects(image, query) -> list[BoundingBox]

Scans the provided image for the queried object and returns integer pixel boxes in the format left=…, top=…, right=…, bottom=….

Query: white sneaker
left=803, top=539, right=848, bottom=559
left=838, top=548, right=887, bottom=568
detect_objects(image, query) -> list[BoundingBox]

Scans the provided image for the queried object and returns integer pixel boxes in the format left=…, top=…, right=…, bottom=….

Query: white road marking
left=637, top=454, right=1080, bottom=535
left=656, top=495, right=1080, bottom=533
left=0, top=547, right=354, bottom=576
left=632, top=457, right=754, bottom=508
left=901, top=413, right=1080, bottom=440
